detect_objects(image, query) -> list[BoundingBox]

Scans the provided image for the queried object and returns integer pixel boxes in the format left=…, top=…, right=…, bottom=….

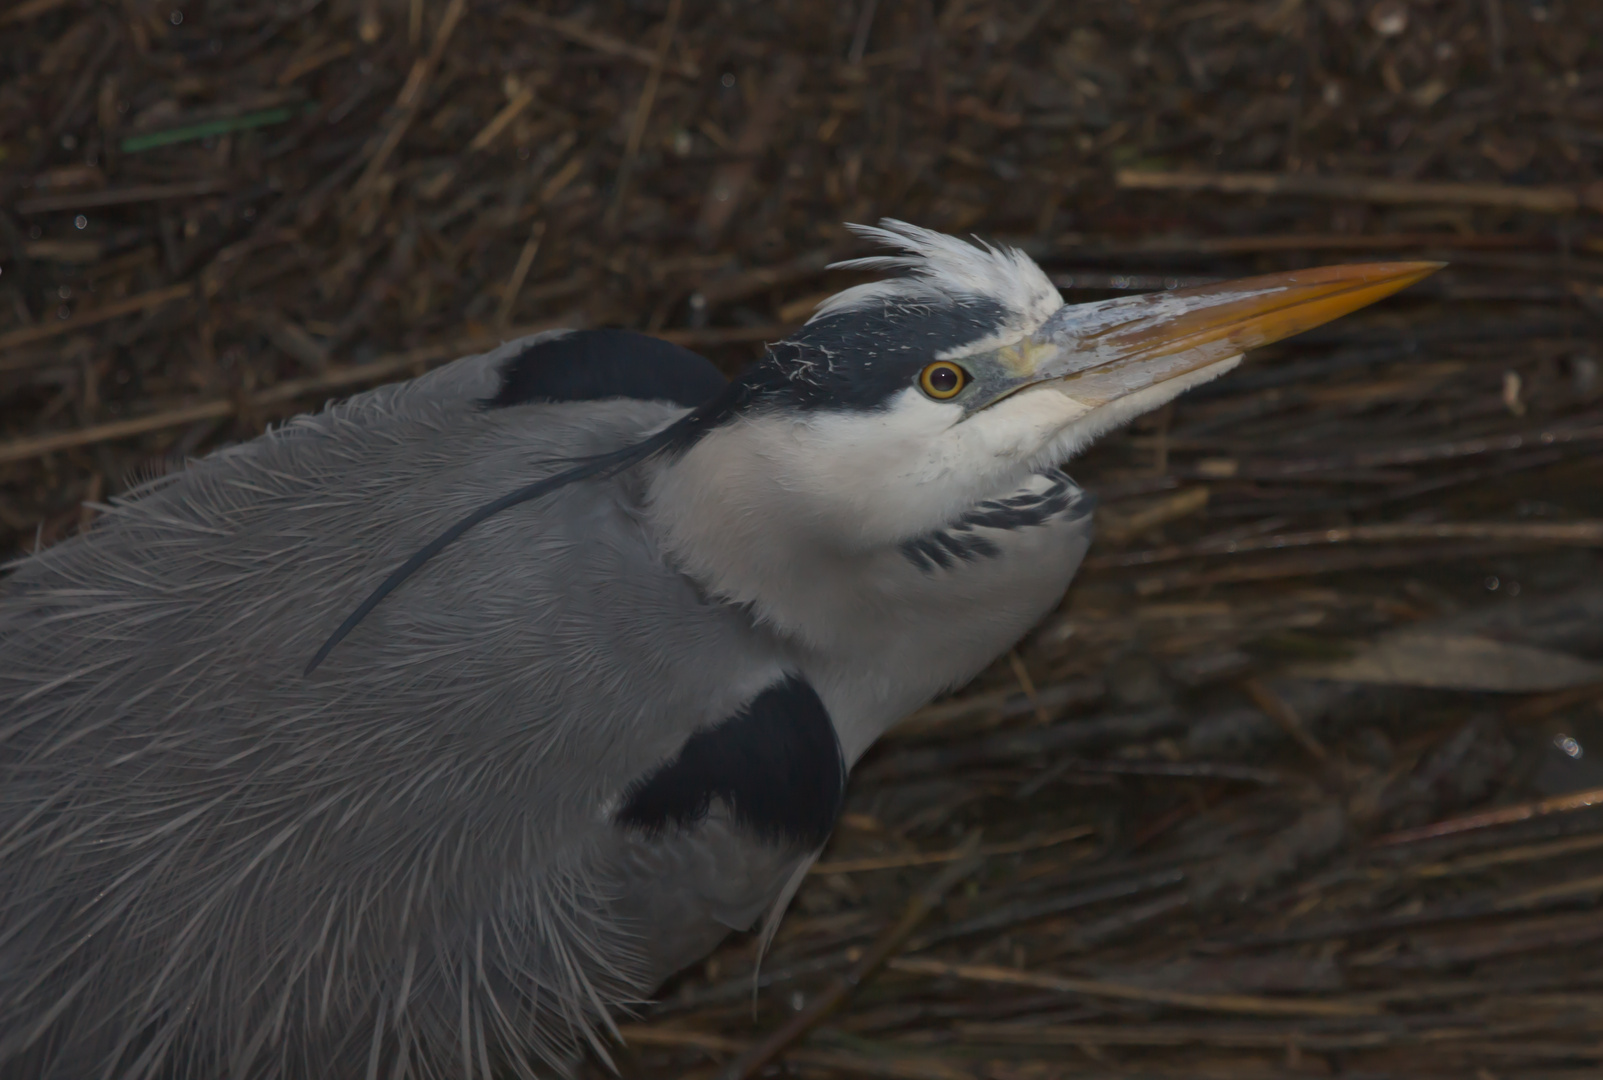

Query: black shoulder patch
left=615, top=675, right=845, bottom=850
left=483, top=329, right=728, bottom=410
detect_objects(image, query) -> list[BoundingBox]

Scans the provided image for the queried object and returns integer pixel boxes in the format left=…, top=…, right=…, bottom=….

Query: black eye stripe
left=750, top=298, right=1009, bottom=413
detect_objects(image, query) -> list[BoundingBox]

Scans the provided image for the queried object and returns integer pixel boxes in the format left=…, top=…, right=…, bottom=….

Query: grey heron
left=0, top=222, right=1436, bottom=1079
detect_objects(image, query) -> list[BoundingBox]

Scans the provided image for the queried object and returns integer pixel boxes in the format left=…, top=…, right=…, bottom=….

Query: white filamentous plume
left=812, top=219, right=1063, bottom=340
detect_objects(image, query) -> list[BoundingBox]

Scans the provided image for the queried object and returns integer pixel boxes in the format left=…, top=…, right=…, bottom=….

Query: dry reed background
left=4, top=0, right=1603, bottom=1076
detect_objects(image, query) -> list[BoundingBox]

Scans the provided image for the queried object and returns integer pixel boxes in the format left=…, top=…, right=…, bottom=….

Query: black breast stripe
left=615, top=675, right=845, bottom=850
left=900, top=474, right=1094, bottom=572
left=483, top=329, right=729, bottom=410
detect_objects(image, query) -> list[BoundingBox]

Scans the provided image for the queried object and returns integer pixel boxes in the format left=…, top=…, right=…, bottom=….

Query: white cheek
left=777, top=391, right=971, bottom=541
left=776, top=384, right=1102, bottom=545
left=949, top=388, right=1093, bottom=467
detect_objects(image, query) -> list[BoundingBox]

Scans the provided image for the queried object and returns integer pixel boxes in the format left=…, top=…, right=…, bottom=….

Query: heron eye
left=918, top=361, right=968, bottom=400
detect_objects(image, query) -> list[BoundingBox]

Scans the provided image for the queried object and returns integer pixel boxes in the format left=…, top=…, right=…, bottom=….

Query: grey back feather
left=0, top=340, right=797, bottom=1079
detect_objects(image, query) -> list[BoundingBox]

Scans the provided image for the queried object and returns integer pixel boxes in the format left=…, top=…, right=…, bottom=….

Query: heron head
left=667, top=221, right=1439, bottom=549
left=307, top=223, right=1438, bottom=673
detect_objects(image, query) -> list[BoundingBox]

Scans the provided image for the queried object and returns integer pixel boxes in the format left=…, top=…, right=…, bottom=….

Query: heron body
left=0, top=224, right=1436, bottom=1078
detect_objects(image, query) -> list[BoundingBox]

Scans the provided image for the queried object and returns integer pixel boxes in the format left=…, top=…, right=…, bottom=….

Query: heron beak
left=991, top=261, right=1443, bottom=408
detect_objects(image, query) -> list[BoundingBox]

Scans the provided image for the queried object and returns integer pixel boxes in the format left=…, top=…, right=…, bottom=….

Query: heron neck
left=643, top=430, right=897, bottom=655
left=642, top=425, right=1090, bottom=762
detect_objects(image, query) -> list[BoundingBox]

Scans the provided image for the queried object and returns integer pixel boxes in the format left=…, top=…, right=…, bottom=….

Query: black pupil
left=929, top=366, right=959, bottom=393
